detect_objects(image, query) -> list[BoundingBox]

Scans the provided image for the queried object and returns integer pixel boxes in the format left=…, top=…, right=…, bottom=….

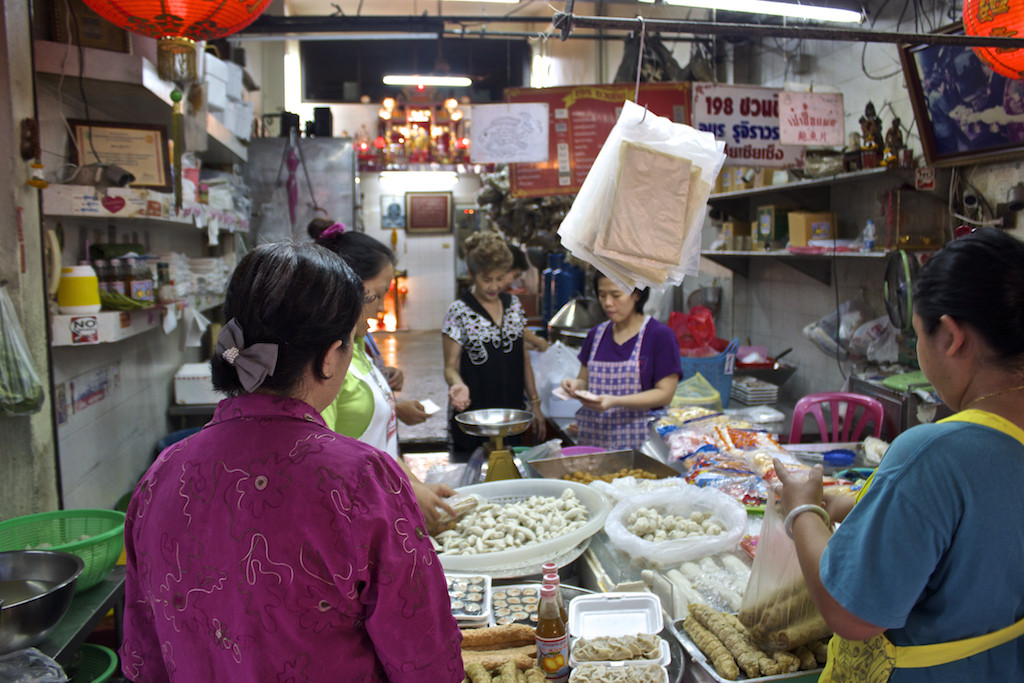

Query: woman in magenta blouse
left=120, top=243, right=463, bottom=682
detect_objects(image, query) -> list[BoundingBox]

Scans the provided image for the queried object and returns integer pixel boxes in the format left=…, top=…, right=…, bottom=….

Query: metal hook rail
left=553, top=3, right=1024, bottom=49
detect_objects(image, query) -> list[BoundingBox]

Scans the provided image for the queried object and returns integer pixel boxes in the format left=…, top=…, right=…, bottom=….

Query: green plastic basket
left=0, top=509, right=125, bottom=592
left=66, top=643, right=118, bottom=683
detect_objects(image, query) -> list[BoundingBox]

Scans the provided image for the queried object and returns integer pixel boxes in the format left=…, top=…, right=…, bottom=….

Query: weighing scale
left=455, top=408, right=534, bottom=481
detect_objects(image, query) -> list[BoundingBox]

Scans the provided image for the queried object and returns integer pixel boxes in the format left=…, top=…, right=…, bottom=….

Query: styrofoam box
left=205, top=76, right=226, bottom=112
left=569, top=663, right=669, bottom=683
left=203, top=52, right=229, bottom=82
left=223, top=61, right=244, bottom=101
left=568, top=592, right=670, bottom=669
left=174, top=362, right=222, bottom=405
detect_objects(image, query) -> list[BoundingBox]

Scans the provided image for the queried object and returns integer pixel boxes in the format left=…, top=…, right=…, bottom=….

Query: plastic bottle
left=107, top=258, right=126, bottom=295
left=156, top=262, right=176, bottom=304
left=535, top=584, right=570, bottom=682
left=130, top=258, right=154, bottom=302
left=861, top=219, right=876, bottom=253
left=93, top=259, right=110, bottom=293
left=543, top=573, right=568, bottom=625
left=541, top=253, right=564, bottom=323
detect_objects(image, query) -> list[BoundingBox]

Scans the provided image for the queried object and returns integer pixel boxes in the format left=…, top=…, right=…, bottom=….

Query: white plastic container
left=568, top=592, right=670, bottom=670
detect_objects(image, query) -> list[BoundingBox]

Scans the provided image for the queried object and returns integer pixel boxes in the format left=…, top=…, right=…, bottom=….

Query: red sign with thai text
left=505, top=83, right=692, bottom=198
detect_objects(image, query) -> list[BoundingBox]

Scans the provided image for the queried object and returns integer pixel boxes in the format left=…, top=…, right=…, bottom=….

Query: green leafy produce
left=0, top=285, right=44, bottom=416
left=100, top=290, right=153, bottom=311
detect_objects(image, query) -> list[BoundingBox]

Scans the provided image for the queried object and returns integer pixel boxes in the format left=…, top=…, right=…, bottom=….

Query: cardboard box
left=788, top=212, right=836, bottom=246
left=756, top=205, right=792, bottom=246
left=174, top=362, right=222, bottom=405
left=721, top=221, right=752, bottom=238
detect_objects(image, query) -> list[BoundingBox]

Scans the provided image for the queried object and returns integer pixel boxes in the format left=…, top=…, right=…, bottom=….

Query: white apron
left=351, top=355, right=399, bottom=459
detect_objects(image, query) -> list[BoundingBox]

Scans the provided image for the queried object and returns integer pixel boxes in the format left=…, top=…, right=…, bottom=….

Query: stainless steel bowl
left=455, top=408, right=534, bottom=438
left=0, top=550, right=84, bottom=655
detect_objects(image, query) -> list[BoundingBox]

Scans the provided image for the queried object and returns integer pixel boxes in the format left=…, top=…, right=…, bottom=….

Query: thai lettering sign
left=692, top=83, right=804, bottom=168
left=778, top=91, right=845, bottom=145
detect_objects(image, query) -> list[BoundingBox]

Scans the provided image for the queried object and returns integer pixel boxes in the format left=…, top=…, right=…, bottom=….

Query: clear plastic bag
left=558, top=100, right=727, bottom=291
left=604, top=486, right=748, bottom=567
left=671, top=372, right=722, bottom=411
left=802, top=299, right=868, bottom=359
left=0, top=284, right=45, bottom=416
left=738, top=494, right=832, bottom=651
left=0, top=648, right=68, bottom=682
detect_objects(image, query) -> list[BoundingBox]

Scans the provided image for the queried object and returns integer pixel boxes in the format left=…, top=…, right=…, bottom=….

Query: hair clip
left=954, top=225, right=977, bottom=240
left=319, top=222, right=346, bottom=240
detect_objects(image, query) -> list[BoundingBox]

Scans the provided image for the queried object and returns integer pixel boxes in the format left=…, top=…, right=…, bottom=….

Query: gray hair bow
left=216, top=318, right=279, bottom=393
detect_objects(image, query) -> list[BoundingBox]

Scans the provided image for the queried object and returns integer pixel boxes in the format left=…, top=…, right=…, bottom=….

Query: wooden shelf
left=34, top=40, right=247, bottom=165
left=42, top=185, right=249, bottom=233
left=701, top=249, right=887, bottom=285
left=51, top=297, right=222, bottom=346
left=707, top=167, right=921, bottom=222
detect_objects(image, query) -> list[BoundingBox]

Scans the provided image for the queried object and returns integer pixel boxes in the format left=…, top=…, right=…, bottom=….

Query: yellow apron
left=819, top=410, right=1024, bottom=682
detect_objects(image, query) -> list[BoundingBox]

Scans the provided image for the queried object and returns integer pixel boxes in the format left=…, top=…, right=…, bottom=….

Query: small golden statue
left=859, top=101, right=883, bottom=152
left=881, top=117, right=904, bottom=167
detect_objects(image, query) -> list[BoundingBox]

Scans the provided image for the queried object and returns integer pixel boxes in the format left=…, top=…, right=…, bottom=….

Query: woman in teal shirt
left=776, top=228, right=1024, bottom=681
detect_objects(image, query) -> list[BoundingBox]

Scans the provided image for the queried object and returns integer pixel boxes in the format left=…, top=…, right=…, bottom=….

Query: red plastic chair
left=789, top=392, right=884, bottom=444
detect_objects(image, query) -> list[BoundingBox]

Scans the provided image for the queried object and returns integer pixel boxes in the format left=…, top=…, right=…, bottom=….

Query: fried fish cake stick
left=683, top=616, right=740, bottom=681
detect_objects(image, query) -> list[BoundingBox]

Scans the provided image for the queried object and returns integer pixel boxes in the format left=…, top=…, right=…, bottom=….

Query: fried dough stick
left=683, top=616, right=740, bottom=681
left=691, top=603, right=769, bottom=678
left=722, top=612, right=782, bottom=676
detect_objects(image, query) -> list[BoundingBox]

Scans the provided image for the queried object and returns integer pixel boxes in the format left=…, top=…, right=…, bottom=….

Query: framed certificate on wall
left=69, top=120, right=172, bottom=191
left=405, top=191, right=452, bottom=234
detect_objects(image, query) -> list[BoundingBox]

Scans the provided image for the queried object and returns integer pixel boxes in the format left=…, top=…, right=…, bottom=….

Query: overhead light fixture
left=383, top=75, right=473, bottom=87
left=638, top=0, right=862, bottom=23
left=379, top=171, right=460, bottom=191
left=444, top=0, right=520, bottom=3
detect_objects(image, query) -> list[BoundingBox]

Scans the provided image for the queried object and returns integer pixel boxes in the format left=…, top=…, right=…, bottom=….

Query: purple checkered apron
left=576, top=316, right=652, bottom=451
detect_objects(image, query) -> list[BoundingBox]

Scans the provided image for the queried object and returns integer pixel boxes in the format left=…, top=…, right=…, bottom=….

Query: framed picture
left=405, top=191, right=453, bottom=234
left=380, top=194, right=406, bottom=228
left=52, top=0, right=131, bottom=53
left=899, top=24, right=1024, bottom=166
left=68, top=120, right=172, bottom=191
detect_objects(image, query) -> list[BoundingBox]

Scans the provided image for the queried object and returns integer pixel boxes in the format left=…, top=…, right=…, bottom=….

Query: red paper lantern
left=964, top=0, right=1024, bottom=79
left=82, top=0, right=272, bottom=83
left=82, top=0, right=272, bottom=41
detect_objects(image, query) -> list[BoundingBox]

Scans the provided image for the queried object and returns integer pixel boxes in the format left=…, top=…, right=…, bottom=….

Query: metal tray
left=528, top=450, right=680, bottom=481
left=667, top=618, right=822, bottom=683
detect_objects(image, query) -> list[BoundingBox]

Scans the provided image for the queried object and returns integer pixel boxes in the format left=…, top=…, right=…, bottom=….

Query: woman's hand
left=385, top=366, right=404, bottom=391
left=772, top=458, right=825, bottom=516
left=411, top=480, right=457, bottom=525
left=561, top=378, right=586, bottom=396
left=449, top=384, right=471, bottom=411
left=577, top=393, right=617, bottom=412
left=396, top=400, right=429, bottom=425
left=530, top=407, right=547, bottom=441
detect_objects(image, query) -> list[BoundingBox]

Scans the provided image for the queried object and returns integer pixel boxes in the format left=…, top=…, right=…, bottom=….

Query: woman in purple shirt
left=561, top=274, right=682, bottom=451
left=120, top=243, right=463, bottom=682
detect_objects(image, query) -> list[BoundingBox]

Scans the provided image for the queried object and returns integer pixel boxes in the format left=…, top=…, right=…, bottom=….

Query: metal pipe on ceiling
left=238, top=7, right=1024, bottom=49
left=552, top=7, right=1024, bottom=47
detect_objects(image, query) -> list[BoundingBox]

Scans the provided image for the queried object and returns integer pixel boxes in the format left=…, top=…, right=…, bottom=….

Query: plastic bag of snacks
left=739, top=494, right=832, bottom=651
left=0, top=283, right=44, bottom=416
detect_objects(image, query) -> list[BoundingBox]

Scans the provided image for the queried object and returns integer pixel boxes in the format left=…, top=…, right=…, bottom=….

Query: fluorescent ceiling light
left=444, top=0, right=520, bottom=3
left=638, top=0, right=862, bottom=23
left=234, top=32, right=438, bottom=42
left=379, top=171, right=460, bottom=191
left=383, top=74, right=473, bottom=87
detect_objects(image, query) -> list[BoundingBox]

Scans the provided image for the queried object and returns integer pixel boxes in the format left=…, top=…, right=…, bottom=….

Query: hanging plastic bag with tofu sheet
left=559, top=100, right=727, bottom=291
left=739, top=493, right=833, bottom=652
left=0, top=283, right=44, bottom=416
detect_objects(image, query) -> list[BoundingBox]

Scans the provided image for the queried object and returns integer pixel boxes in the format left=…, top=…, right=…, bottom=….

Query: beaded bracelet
left=784, top=504, right=831, bottom=539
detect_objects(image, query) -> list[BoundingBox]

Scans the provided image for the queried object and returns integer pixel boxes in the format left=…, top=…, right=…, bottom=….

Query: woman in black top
left=442, top=233, right=545, bottom=462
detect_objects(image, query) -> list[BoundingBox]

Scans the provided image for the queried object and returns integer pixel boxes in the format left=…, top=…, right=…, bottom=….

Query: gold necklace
left=961, top=384, right=1024, bottom=411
